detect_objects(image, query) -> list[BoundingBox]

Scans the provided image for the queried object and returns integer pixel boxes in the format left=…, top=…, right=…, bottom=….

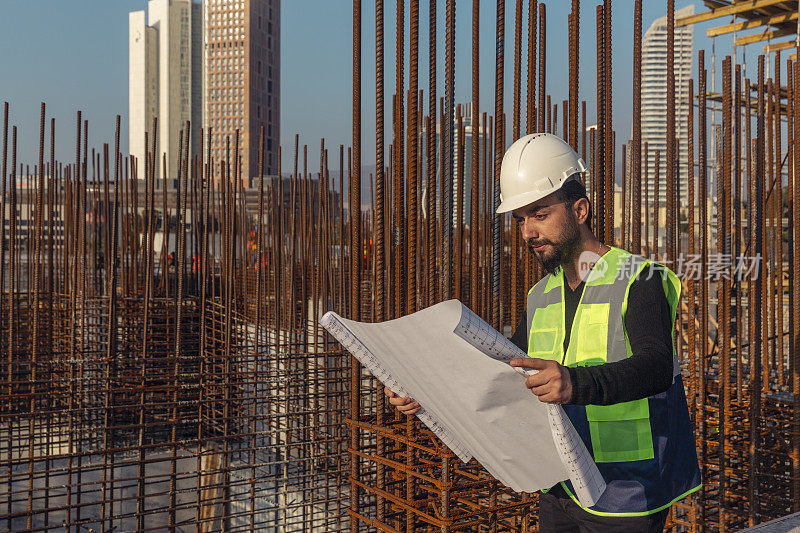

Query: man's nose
left=520, top=219, right=538, bottom=241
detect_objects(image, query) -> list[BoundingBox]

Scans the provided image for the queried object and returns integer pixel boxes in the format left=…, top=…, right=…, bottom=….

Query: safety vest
left=526, top=246, right=701, bottom=516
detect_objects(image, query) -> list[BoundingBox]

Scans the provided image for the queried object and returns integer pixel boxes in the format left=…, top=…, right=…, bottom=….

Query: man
left=386, top=134, right=701, bottom=532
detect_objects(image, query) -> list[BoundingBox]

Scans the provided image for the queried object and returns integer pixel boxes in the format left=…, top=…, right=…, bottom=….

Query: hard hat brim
left=496, top=188, right=556, bottom=214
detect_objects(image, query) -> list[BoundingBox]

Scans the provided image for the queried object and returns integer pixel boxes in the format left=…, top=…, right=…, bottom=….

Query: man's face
left=511, top=195, right=581, bottom=274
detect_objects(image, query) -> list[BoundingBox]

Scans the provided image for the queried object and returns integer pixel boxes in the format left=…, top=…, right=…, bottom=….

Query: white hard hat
left=496, top=133, right=587, bottom=214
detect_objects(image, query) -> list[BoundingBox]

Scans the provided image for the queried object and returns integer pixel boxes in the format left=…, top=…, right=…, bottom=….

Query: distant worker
left=386, top=133, right=701, bottom=532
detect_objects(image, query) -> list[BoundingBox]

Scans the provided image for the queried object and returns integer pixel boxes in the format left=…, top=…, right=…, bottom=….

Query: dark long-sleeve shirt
left=509, top=265, right=674, bottom=406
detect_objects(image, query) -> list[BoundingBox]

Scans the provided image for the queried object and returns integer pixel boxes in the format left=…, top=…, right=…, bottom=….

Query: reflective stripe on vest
left=526, top=248, right=680, bottom=463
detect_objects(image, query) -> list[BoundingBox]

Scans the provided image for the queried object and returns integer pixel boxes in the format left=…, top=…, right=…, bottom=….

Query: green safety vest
left=526, top=246, right=701, bottom=516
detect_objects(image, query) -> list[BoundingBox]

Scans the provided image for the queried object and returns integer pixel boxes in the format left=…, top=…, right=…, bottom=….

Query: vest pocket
left=585, top=399, right=654, bottom=463
left=529, top=305, right=562, bottom=359
left=576, top=303, right=609, bottom=361
left=529, top=327, right=558, bottom=358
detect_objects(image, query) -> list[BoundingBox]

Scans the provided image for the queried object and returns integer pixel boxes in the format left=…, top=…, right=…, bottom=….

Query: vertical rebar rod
left=603, top=0, right=613, bottom=245
left=734, top=63, right=743, bottom=402
left=404, top=2, right=417, bottom=315
left=749, top=54, right=765, bottom=527
left=350, top=2, right=362, bottom=531
left=527, top=0, right=537, bottom=135
left=666, top=0, right=676, bottom=262
left=524, top=0, right=536, bottom=295
left=621, top=143, right=627, bottom=248
left=492, top=0, right=505, bottom=331
left=427, top=0, right=437, bottom=307
left=653, top=151, right=660, bottom=257
left=721, top=56, right=732, bottom=531
left=5, top=126, right=15, bottom=532
left=513, top=0, right=522, bottom=144
left=455, top=105, right=464, bottom=301
left=793, top=56, right=800, bottom=512
left=687, top=77, right=697, bottom=422
left=374, top=0, right=387, bottom=523
left=27, top=103, right=46, bottom=530
left=698, top=55, right=709, bottom=515
left=595, top=5, right=606, bottom=242
left=632, top=0, right=642, bottom=254
left=510, top=0, right=522, bottom=325
left=444, top=0, right=455, bottom=300
left=775, top=54, right=784, bottom=390
left=0, top=102, right=6, bottom=338
left=483, top=113, right=489, bottom=316
left=537, top=4, right=546, bottom=136
left=569, top=0, right=579, bottom=151
left=470, top=0, right=480, bottom=312
left=394, top=0, right=406, bottom=318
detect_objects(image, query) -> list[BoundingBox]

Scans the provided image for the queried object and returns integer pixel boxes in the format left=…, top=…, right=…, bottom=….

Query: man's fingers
left=510, top=357, right=550, bottom=370
left=396, top=401, right=421, bottom=413
left=537, top=392, right=562, bottom=404
left=525, top=371, right=551, bottom=389
left=388, top=395, right=413, bottom=406
left=384, top=386, right=421, bottom=414
left=531, top=384, right=551, bottom=397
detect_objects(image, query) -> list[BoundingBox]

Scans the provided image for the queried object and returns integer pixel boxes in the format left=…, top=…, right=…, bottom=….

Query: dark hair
left=554, top=175, right=591, bottom=230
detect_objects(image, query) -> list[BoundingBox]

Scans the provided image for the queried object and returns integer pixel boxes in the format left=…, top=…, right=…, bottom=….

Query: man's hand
left=384, top=386, right=421, bottom=415
left=509, top=358, right=573, bottom=404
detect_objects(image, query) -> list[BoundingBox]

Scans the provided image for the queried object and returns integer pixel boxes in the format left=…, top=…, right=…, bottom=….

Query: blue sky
left=0, top=1, right=753, bottom=175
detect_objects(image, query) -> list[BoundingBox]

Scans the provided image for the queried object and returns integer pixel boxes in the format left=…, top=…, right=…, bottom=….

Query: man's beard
left=527, top=216, right=581, bottom=274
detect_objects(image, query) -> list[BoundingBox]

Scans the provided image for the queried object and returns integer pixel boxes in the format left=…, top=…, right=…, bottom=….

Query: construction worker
left=386, top=133, right=701, bottom=532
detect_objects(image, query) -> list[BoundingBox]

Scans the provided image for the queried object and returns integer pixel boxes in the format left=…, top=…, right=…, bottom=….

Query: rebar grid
left=4, top=2, right=800, bottom=532
left=346, top=2, right=800, bottom=531
left=0, top=110, right=351, bottom=531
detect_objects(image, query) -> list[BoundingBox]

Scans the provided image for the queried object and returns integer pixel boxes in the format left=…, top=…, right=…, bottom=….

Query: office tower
left=641, top=4, right=693, bottom=206
left=129, top=0, right=203, bottom=187
left=204, top=0, right=280, bottom=186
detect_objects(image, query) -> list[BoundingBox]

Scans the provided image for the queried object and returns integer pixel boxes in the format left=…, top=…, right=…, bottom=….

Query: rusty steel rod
left=470, top=0, right=480, bottom=312
left=492, top=0, right=504, bottom=331
left=2, top=4, right=800, bottom=531
left=350, top=2, right=362, bottom=532
left=666, top=0, right=676, bottom=262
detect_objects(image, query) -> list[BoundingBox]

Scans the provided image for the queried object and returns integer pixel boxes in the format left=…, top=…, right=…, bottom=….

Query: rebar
left=3, top=3, right=800, bottom=531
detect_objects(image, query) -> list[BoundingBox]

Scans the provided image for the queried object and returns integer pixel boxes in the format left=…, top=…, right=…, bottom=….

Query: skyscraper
left=129, top=0, right=203, bottom=187
left=204, top=0, right=280, bottom=186
left=641, top=5, right=693, bottom=206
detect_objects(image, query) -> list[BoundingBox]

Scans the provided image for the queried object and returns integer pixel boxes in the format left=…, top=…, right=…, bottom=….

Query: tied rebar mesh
left=3, top=1, right=800, bottom=531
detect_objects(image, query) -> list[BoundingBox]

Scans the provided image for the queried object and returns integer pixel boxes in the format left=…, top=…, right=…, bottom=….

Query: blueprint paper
left=320, top=299, right=606, bottom=506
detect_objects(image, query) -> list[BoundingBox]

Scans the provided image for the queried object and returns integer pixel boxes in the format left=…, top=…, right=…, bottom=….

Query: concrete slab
left=739, top=513, right=800, bottom=532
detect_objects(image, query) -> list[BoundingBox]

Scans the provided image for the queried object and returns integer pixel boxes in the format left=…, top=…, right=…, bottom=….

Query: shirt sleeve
left=566, top=264, right=675, bottom=406
left=509, top=309, right=529, bottom=352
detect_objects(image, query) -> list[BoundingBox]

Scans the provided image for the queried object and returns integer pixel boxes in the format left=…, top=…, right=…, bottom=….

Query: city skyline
left=129, top=0, right=280, bottom=188
left=640, top=4, right=693, bottom=207
left=204, top=0, right=280, bottom=184
left=1, top=1, right=731, bottom=179
left=129, top=0, right=204, bottom=188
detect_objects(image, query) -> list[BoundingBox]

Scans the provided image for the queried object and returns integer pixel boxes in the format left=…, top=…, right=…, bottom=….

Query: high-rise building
left=419, top=102, right=487, bottom=225
left=204, top=0, right=280, bottom=186
left=641, top=5, right=693, bottom=207
left=129, top=0, right=203, bottom=188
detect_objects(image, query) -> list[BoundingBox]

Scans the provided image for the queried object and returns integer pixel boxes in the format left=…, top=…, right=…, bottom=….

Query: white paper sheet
left=321, top=299, right=606, bottom=506
left=452, top=303, right=606, bottom=505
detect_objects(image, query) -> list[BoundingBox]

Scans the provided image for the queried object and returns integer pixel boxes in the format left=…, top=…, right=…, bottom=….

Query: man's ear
left=573, top=198, right=590, bottom=225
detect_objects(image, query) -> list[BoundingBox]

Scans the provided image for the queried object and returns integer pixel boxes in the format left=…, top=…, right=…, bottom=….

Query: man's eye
left=535, top=214, right=546, bottom=221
